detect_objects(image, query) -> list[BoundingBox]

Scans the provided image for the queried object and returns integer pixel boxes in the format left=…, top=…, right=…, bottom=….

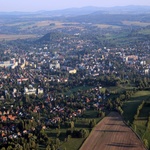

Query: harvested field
left=0, top=34, right=37, bottom=41
left=80, top=112, right=146, bottom=150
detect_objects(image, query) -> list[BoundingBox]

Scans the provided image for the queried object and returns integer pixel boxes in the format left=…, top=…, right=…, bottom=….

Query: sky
left=1, top=0, right=150, bottom=12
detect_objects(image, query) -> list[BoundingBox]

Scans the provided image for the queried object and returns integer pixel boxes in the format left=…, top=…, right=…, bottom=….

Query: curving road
left=80, top=112, right=146, bottom=150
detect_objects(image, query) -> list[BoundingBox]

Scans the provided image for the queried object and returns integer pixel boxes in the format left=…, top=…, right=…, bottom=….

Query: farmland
left=80, top=112, right=146, bottom=150
left=0, top=34, right=37, bottom=41
left=1, top=6, right=150, bottom=150
left=123, top=91, right=150, bottom=122
left=123, top=91, right=150, bottom=149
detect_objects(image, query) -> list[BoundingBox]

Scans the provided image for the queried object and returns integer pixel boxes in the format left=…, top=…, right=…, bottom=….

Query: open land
left=123, top=91, right=150, bottom=149
left=0, top=34, right=37, bottom=41
left=80, top=112, right=146, bottom=150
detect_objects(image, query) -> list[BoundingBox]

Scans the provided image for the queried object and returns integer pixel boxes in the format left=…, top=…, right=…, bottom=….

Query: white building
left=0, top=60, right=15, bottom=68
left=24, top=85, right=36, bottom=95
left=38, top=88, right=44, bottom=95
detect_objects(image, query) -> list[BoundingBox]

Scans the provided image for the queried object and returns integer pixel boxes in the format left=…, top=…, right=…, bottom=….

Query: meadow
left=123, top=90, right=150, bottom=149
left=39, top=109, right=103, bottom=150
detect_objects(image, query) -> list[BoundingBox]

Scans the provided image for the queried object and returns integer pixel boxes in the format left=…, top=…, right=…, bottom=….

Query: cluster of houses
left=0, top=27, right=150, bottom=145
left=0, top=83, right=106, bottom=143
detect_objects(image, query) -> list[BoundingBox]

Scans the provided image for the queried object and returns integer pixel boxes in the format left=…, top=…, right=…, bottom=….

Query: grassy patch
left=60, top=110, right=103, bottom=150
left=107, top=84, right=135, bottom=94
left=122, top=21, right=150, bottom=27
left=138, top=29, right=150, bottom=35
left=60, top=138, right=85, bottom=150
left=65, top=85, right=93, bottom=95
left=123, top=91, right=150, bottom=122
left=99, top=88, right=106, bottom=93
left=42, top=109, right=103, bottom=150
left=123, top=90, right=150, bottom=148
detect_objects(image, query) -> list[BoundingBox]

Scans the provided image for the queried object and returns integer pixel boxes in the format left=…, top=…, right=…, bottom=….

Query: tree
left=143, top=139, right=149, bottom=149
left=65, top=121, right=74, bottom=128
left=79, top=129, right=88, bottom=138
left=134, top=124, right=137, bottom=132
left=55, top=138, right=60, bottom=146
left=51, top=145, right=56, bottom=150
left=30, top=140, right=36, bottom=149
left=7, top=146, right=13, bottom=150
left=14, top=144, right=23, bottom=150
left=70, top=121, right=74, bottom=129
left=97, top=110, right=105, bottom=117
left=146, top=114, right=150, bottom=130
left=46, top=145, right=51, bottom=150
left=89, top=119, right=96, bottom=128
left=117, top=106, right=124, bottom=115
left=46, top=137, right=52, bottom=145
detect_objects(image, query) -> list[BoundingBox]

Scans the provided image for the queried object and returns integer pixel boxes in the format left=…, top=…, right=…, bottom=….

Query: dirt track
left=80, top=112, right=146, bottom=150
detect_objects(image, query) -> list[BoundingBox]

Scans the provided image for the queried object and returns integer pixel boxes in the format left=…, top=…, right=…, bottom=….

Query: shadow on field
left=107, top=142, right=137, bottom=148
left=95, top=130, right=126, bottom=133
left=110, top=118, right=122, bottom=121
left=105, top=123, right=117, bottom=125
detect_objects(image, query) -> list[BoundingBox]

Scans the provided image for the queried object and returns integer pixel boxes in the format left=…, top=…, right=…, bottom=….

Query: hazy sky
left=1, top=0, right=150, bottom=12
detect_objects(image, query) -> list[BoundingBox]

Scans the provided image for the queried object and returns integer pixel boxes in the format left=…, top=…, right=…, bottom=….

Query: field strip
left=0, top=34, right=37, bottom=41
left=80, top=112, right=146, bottom=150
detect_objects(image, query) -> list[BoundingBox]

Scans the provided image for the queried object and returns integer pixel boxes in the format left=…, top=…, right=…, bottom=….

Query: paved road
left=80, top=112, right=146, bottom=150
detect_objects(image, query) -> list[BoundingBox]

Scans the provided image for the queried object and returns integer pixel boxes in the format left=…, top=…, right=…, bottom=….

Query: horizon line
left=0, top=5, right=150, bottom=13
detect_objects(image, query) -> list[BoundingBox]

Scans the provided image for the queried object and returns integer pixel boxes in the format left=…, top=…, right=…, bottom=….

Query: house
left=24, top=85, right=36, bottom=95
left=69, top=69, right=77, bottom=74
left=0, top=59, right=15, bottom=68
left=38, top=88, right=44, bottom=95
left=50, top=60, right=60, bottom=69
left=0, top=115, right=17, bottom=122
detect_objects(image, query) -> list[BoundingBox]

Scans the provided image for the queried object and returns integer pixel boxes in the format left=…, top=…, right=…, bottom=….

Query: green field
left=122, top=21, right=150, bottom=27
left=123, top=91, right=150, bottom=122
left=60, top=138, right=85, bottom=150
left=64, top=85, right=93, bottom=95
left=138, top=29, right=150, bottom=35
left=60, top=110, right=103, bottom=150
left=122, top=90, right=150, bottom=149
left=39, top=109, right=103, bottom=150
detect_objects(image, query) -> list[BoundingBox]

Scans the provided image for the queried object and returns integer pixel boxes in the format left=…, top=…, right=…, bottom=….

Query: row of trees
left=66, top=128, right=89, bottom=138
left=134, top=101, right=145, bottom=120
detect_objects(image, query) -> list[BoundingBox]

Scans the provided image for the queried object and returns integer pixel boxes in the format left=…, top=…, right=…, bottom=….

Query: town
left=0, top=8, right=150, bottom=150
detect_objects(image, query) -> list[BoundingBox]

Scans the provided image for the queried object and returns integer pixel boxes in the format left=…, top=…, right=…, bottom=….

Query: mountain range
left=0, top=5, right=150, bottom=16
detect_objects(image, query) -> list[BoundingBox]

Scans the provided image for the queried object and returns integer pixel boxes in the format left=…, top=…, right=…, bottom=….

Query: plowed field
left=80, top=112, right=146, bottom=150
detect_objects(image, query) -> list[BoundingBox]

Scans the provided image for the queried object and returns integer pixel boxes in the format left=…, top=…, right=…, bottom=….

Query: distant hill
left=37, top=32, right=66, bottom=43
left=95, top=5, right=150, bottom=14
left=38, top=6, right=104, bottom=17
left=0, top=5, right=150, bottom=17
left=0, top=6, right=102, bottom=17
left=66, top=13, right=150, bottom=25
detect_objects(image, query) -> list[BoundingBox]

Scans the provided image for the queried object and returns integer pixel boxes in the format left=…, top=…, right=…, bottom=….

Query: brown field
left=0, top=34, right=37, bottom=41
left=18, top=20, right=83, bottom=30
left=122, top=21, right=150, bottom=27
left=80, top=112, right=146, bottom=150
left=94, top=24, right=121, bottom=29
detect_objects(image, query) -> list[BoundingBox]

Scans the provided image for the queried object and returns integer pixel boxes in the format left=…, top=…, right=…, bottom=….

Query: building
left=38, top=88, right=44, bottom=95
left=0, top=60, right=15, bottom=68
left=50, top=60, right=60, bottom=69
left=69, top=69, right=77, bottom=74
left=24, top=85, right=36, bottom=95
